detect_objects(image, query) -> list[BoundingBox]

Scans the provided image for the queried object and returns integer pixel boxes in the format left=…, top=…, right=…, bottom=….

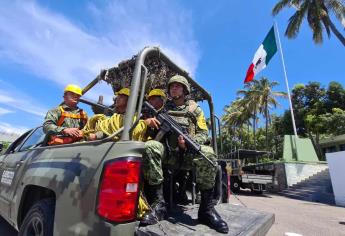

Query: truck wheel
left=221, top=169, right=229, bottom=203
left=252, top=189, right=263, bottom=195
left=230, top=177, right=240, bottom=193
left=19, top=198, right=55, bottom=236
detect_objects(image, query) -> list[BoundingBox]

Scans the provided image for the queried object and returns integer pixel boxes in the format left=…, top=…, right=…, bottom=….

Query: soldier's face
left=169, top=83, right=184, bottom=99
left=116, top=94, right=128, bottom=113
left=148, top=96, right=164, bottom=110
left=64, top=92, right=81, bottom=107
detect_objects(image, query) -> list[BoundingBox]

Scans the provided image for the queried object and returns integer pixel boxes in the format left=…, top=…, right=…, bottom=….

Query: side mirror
left=0, top=143, right=3, bottom=153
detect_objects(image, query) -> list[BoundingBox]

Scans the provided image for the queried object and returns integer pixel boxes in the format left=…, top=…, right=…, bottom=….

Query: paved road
left=229, top=191, right=345, bottom=236
left=1, top=191, right=344, bottom=236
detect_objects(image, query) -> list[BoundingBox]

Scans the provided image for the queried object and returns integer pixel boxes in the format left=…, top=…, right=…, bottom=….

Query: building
left=319, top=134, right=345, bottom=156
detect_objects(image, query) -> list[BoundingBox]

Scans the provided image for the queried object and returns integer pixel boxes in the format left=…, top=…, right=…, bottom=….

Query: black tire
left=221, top=169, right=229, bottom=203
left=252, top=189, right=263, bottom=195
left=19, top=198, right=55, bottom=236
left=230, top=176, right=240, bottom=193
left=221, top=181, right=229, bottom=203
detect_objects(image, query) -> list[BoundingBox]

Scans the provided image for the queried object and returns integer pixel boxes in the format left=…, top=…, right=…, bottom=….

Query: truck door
left=0, top=127, right=45, bottom=220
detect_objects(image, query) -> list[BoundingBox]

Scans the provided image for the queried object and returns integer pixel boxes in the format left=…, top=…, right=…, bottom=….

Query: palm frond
left=325, top=0, right=345, bottom=23
left=307, top=3, right=324, bottom=43
left=285, top=1, right=310, bottom=38
left=273, top=0, right=293, bottom=16
left=321, top=17, right=332, bottom=37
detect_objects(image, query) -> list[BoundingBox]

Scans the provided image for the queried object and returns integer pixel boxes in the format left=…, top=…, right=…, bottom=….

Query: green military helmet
left=168, top=75, right=191, bottom=95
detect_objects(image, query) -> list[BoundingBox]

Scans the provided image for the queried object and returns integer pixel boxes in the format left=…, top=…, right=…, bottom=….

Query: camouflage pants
left=143, top=140, right=217, bottom=190
left=143, top=140, right=165, bottom=186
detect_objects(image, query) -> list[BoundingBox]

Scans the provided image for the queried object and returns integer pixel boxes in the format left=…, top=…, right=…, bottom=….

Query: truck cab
left=219, top=149, right=274, bottom=194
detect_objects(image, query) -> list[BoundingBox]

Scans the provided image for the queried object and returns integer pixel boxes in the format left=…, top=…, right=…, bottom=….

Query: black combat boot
left=175, top=171, right=189, bottom=205
left=140, top=184, right=167, bottom=226
left=198, top=188, right=229, bottom=234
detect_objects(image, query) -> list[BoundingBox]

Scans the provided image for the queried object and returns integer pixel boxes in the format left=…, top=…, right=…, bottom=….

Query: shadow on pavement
left=234, top=190, right=273, bottom=198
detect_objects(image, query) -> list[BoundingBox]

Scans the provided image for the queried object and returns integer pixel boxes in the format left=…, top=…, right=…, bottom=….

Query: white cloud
left=0, top=122, right=28, bottom=135
left=0, top=107, right=13, bottom=116
left=0, top=80, right=47, bottom=117
left=0, top=0, right=199, bottom=102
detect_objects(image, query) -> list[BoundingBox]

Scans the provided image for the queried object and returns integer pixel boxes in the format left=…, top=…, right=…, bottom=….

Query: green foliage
left=221, top=77, right=286, bottom=160
left=305, top=108, right=345, bottom=136
left=0, top=141, right=11, bottom=154
left=272, top=0, right=345, bottom=46
left=221, top=80, right=345, bottom=161
left=278, top=81, right=345, bottom=160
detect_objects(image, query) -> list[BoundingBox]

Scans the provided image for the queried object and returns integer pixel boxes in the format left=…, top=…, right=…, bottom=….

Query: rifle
left=79, top=97, right=115, bottom=115
left=144, top=101, right=216, bottom=167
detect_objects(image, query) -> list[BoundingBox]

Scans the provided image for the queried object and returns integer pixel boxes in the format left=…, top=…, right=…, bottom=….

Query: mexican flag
left=244, top=26, right=277, bottom=83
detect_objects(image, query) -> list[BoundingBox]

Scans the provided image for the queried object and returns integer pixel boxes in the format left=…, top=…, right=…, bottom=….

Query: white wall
left=326, top=151, right=345, bottom=207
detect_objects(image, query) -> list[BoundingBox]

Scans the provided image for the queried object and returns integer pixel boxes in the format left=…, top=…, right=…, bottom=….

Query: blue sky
left=0, top=0, right=344, bottom=135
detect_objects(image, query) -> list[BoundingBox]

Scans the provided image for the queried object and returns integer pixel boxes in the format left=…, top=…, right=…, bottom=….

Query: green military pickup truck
left=0, top=47, right=274, bottom=236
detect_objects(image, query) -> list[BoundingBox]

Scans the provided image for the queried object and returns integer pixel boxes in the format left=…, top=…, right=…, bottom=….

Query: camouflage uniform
left=143, top=100, right=217, bottom=190
left=43, top=103, right=88, bottom=135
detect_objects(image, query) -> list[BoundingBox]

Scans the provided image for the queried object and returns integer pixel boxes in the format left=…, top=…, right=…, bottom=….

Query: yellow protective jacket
left=83, top=113, right=148, bottom=141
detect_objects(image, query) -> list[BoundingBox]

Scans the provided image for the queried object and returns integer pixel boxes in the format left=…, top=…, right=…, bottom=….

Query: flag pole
left=274, top=21, right=298, bottom=137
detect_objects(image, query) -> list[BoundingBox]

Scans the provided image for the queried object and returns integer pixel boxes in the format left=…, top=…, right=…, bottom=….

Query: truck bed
left=136, top=203, right=274, bottom=236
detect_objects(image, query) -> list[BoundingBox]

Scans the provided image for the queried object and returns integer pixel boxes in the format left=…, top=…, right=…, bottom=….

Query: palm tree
left=222, top=100, right=252, bottom=148
left=237, top=78, right=287, bottom=150
left=251, top=78, right=287, bottom=150
left=237, top=84, right=261, bottom=149
left=272, top=0, right=345, bottom=46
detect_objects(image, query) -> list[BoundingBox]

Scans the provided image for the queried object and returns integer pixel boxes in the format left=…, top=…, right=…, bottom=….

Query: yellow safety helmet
left=64, top=84, right=82, bottom=96
left=147, top=89, right=166, bottom=99
left=116, top=88, right=130, bottom=96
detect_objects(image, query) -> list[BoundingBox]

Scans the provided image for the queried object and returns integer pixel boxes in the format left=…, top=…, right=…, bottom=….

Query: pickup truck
left=0, top=47, right=222, bottom=236
left=0, top=47, right=274, bottom=236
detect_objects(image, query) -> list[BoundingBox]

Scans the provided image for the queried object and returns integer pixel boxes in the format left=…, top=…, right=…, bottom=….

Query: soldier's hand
left=63, top=128, right=81, bottom=137
left=89, top=133, right=97, bottom=141
left=178, top=135, right=187, bottom=151
left=144, top=117, right=161, bottom=129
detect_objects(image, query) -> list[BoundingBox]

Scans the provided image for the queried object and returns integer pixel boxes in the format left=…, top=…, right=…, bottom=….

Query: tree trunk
left=253, top=104, right=256, bottom=150
left=325, top=16, right=345, bottom=46
left=253, top=110, right=257, bottom=150
left=307, top=130, right=322, bottom=161
left=315, top=133, right=324, bottom=161
left=265, top=102, right=269, bottom=151
left=247, top=122, right=250, bottom=149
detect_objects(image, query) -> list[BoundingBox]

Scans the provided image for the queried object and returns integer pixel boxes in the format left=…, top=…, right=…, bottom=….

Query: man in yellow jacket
left=86, top=88, right=160, bottom=141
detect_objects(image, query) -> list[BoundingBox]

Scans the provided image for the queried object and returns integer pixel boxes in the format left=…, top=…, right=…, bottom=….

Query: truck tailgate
left=241, top=174, right=273, bottom=184
left=137, top=203, right=274, bottom=236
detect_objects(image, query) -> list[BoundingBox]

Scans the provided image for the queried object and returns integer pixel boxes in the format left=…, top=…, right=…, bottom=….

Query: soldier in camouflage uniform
left=43, top=84, right=87, bottom=141
left=142, top=76, right=229, bottom=233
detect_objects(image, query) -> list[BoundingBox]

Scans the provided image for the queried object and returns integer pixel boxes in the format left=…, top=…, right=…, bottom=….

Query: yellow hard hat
left=147, top=89, right=166, bottom=99
left=116, top=88, right=130, bottom=96
left=64, top=84, right=82, bottom=96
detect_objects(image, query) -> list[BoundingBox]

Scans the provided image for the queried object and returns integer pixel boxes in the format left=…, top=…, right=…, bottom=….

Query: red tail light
left=97, top=157, right=141, bottom=222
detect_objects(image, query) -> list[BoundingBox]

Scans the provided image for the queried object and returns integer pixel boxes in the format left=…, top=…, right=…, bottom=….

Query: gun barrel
left=80, top=98, right=109, bottom=110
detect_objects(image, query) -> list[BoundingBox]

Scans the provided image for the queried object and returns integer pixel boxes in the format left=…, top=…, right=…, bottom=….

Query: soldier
left=142, top=75, right=229, bottom=233
left=87, top=88, right=160, bottom=141
left=141, top=89, right=166, bottom=141
left=43, top=84, right=87, bottom=144
left=146, top=88, right=166, bottom=111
